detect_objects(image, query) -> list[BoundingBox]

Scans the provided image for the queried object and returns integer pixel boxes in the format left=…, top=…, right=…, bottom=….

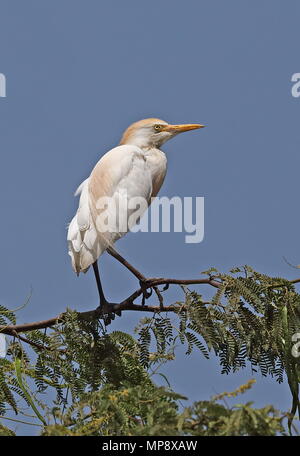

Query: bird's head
left=119, top=118, right=205, bottom=149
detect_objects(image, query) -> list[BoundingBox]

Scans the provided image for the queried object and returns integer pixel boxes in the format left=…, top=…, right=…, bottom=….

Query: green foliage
left=0, top=423, right=15, bottom=436
left=0, top=265, right=300, bottom=435
left=41, top=380, right=289, bottom=436
left=42, top=385, right=184, bottom=436
left=135, top=266, right=300, bottom=429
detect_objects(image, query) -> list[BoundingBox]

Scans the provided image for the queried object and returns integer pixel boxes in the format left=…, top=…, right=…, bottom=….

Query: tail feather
left=67, top=178, right=105, bottom=274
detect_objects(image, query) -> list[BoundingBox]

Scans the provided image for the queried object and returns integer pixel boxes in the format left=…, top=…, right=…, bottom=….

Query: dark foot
left=96, top=301, right=122, bottom=326
left=139, top=279, right=153, bottom=305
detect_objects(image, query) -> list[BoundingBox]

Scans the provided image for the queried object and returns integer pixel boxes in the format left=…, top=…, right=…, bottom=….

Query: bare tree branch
left=0, top=276, right=219, bottom=337
left=1, top=274, right=299, bottom=340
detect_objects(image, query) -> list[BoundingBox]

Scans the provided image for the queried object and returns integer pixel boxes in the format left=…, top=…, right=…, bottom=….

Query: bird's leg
left=107, top=246, right=152, bottom=298
left=107, top=246, right=145, bottom=281
left=92, top=261, right=121, bottom=325
left=106, top=246, right=164, bottom=307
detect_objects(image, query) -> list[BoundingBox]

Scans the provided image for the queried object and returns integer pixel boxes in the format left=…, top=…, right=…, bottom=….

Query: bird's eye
left=154, top=124, right=163, bottom=132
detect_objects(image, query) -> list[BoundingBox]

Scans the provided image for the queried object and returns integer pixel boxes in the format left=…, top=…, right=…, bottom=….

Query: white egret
left=67, top=118, right=204, bottom=323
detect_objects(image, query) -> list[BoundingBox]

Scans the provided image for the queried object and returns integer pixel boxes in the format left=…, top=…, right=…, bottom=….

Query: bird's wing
left=68, top=145, right=152, bottom=274
left=89, top=145, right=151, bottom=203
left=89, top=145, right=153, bottom=237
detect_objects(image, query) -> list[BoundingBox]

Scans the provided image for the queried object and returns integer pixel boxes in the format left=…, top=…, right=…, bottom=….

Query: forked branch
left=0, top=276, right=220, bottom=338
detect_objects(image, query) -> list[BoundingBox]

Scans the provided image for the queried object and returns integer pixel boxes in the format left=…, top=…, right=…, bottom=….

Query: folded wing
left=67, top=145, right=153, bottom=274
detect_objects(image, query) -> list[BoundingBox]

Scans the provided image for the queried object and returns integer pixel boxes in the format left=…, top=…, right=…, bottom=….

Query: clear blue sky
left=0, top=0, right=299, bottom=434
